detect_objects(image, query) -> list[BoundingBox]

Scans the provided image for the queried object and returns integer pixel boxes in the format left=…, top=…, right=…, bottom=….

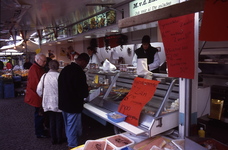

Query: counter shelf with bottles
left=85, top=70, right=180, bottom=137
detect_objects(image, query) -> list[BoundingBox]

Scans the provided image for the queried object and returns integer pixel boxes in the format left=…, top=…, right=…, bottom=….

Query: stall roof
left=0, top=50, right=23, bottom=56
left=0, top=0, right=133, bottom=48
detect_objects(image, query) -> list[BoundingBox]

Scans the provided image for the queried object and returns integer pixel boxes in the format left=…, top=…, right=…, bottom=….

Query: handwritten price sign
left=158, top=14, right=195, bottom=79
left=199, top=0, right=228, bottom=41
left=118, top=77, right=160, bottom=126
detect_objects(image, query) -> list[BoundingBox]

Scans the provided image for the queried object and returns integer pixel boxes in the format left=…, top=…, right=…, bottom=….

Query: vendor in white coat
left=132, top=35, right=160, bottom=73
left=86, top=46, right=101, bottom=68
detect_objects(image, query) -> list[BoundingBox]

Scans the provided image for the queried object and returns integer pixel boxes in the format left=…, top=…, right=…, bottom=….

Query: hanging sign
left=158, top=13, right=195, bottom=79
left=129, top=0, right=179, bottom=17
left=35, top=48, right=41, bottom=54
left=118, top=77, right=159, bottom=126
left=199, top=0, right=228, bottom=41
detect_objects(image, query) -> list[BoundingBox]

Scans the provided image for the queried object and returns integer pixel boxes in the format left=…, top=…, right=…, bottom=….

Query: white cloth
left=36, top=71, right=61, bottom=112
left=102, top=59, right=116, bottom=71
left=110, top=49, right=119, bottom=64
left=132, top=52, right=160, bottom=71
left=86, top=53, right=100, bottom=68
left=136, top=58, right=152, bottom=76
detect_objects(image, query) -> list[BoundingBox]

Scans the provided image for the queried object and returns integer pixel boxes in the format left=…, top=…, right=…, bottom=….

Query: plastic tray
left=106, top=134, right=134, bottom=150
left=107, top=111, right=127, bottom=123
left=83, top=140, right=106, bottom=150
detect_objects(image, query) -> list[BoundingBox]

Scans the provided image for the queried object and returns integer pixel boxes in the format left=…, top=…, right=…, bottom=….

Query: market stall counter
left=84, top=69, right=180, bottom=138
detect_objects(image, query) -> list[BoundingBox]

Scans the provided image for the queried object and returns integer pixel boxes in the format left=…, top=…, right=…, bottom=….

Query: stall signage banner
left=199, top=0, right=228, bottom=41
left=118, top=77, right=160, bottom=126
left=129, top=0, right=179, bottom=17
left=158, top=13, right=195, bottom=79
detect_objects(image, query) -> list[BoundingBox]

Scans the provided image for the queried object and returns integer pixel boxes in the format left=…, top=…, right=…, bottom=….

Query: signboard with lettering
left=158, top=13, right=195, bottom=79
left=199, top=0, right=228, bottom=41
left=118, top=77, right=160, bottom=126
left=129, top=0, right=179, bottom=17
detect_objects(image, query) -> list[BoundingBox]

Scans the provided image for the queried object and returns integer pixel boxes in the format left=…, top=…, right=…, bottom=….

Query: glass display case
left=85, top=69, right=179, bottom=137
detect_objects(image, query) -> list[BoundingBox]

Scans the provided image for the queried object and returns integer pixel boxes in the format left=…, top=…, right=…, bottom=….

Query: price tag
left=118, top=77, right=160, bottom=126
left=95, top=75, right=98, bottom=84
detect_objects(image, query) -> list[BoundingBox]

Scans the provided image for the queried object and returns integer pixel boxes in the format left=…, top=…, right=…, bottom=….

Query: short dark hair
left=49, top=60, right=59, bottom=70
left=76, top=53, right=90, bottom=62
left=87, top=46, right=97, bottom=54
left=142, top=35, right=150, bottom=44
left=68, top=46, right=73, bottom=50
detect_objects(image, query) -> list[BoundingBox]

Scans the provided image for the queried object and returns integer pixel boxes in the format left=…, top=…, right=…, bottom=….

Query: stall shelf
left=85, top=69, right=179, bottom=137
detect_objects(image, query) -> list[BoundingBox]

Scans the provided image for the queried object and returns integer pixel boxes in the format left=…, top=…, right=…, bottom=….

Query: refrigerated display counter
left=84, top=69, right=179, bottom=137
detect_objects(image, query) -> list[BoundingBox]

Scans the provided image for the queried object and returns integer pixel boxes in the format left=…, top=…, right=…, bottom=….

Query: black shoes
left=37, top=135, right=49, bottom=138
left=52, top=138, right=66, bottom=145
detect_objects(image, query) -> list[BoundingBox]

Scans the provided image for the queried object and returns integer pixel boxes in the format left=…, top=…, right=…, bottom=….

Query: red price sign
left=118, top=77, right=160, bottom=126
left=158, top=13, right=195, bottom=79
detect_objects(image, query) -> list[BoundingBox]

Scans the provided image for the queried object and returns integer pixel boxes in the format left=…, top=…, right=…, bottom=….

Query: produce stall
left=84, top=69, right=179, bottom=138
left=0, top=69, right=28, bottom=98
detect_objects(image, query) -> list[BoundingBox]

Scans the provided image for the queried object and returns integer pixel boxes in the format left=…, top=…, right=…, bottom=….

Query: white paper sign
left=86, top=87, right=101, bottom=102
left=129, top=0, right=179, bottom=17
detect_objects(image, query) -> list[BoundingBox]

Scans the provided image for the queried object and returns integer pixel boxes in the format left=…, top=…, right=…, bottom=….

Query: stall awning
left=0, top=49, right=23, bottom=56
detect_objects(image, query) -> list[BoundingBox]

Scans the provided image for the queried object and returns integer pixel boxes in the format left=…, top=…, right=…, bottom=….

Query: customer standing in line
left=37, top=60, right=64, bottom=145
left=58, top=53, right=90, bottom=149
left=24, top=53, right=47, bottom=138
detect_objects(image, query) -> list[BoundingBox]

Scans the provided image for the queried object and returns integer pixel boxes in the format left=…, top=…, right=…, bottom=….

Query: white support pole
left=179, top=78, right=186, bottom=138
left=179, top=12, right=199, bottom=138
left=191, top=12, right=199, bottom=127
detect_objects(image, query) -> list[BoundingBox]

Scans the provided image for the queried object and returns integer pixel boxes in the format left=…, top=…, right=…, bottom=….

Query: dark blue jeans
left=48, top=111, right=63, bottom=142
left=34, top=107, right=44, bottom=137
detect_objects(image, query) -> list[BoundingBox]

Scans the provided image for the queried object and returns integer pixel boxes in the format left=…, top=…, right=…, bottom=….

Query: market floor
left=0, top=95, right=115, bottom=150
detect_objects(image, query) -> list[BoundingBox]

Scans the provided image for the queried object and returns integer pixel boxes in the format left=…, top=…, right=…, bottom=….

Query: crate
left=107, top=111, right=127, bottom=123
left=13, top=76, right=21, bottom=82
left=0, top=80, right=3, bottom=99
left=4, top=84, right=14, bottom=98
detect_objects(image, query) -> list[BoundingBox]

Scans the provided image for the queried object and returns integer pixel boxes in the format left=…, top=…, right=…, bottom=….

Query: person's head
left=87, top=46, right=96, bottom=56
left=76, top=53, right=90, bottom=69
left=141, top=35, right=150, bottom=50
left=26, top=59, right=29, bottom=62
left=48, top=50, right=51, bottom=53
left=48, top=60, right=59, bottom=71
left=68, top=46, right=73, bottom=53
left=35, top=53, right=47, bottom=67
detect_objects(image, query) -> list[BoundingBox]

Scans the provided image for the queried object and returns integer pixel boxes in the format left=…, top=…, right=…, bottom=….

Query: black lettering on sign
left=147, top=82, right=157, bottom=87
left=123, top=96, right=129, bottom=101
left=128, top=115, right=138, bottom=121
left=143, top=0, right=147, bottom=5
left=214, top=0, right=227, bottom=4
left=131, top=101, right=142, bottom=106
left=180, top=20, right=193, bottom=27
left=128, top=94, right=136, bottom=100
left=119, top=105, right=131, bottom=114
left=166, top=54, right=173, bottom=61
left=180, top=66, right=188, bottom=73
left=134, top=90, right=147, bottom=97
left=133, top=3, right=138, bottom=9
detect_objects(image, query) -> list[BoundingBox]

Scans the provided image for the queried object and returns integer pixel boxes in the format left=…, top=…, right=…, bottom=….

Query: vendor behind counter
left=132, top=35, right=160, bottom=73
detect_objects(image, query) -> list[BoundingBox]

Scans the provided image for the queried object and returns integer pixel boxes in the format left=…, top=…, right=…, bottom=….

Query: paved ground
left=0, top=95, right=115, bottom=150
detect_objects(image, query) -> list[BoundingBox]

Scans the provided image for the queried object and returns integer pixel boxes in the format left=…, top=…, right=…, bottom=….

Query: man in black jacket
left=58, top=53, right=90, bottom=149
